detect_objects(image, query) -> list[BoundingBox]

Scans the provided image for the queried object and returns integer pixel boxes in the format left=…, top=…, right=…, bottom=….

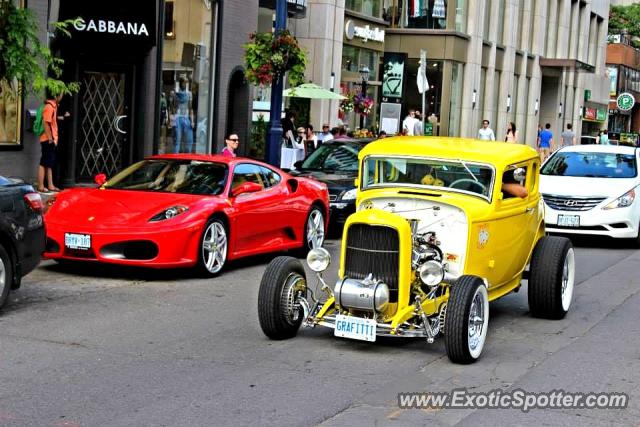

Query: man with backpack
left=34, top=89, right=64, bottom=193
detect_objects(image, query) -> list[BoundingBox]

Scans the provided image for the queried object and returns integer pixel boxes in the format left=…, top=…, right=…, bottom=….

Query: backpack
left=32, top=101, right=55, bottom=137
left=32, top=104, right=46, bottom=136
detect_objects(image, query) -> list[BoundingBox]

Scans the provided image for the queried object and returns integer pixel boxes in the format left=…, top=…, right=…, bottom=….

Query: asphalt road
left=1, top=235, right=639, bottom=426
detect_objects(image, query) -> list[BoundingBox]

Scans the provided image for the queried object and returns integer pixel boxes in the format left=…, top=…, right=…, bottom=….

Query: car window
left=301, top=143, right=360, bottom=171
left=502, top=166, right=527, bottom=200
left=105, top=160, right=227, bottom=195
left=363, top=156, right=494, bottom=199
left=541, top=151, right=637, bottom=178
left=259, top=166, right=282, bottom=188
left=231, top=163, right=265, bottom=189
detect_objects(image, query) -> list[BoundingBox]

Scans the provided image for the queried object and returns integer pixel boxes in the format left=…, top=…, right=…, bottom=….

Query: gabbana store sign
left=59, top=0, right=157, bottom=48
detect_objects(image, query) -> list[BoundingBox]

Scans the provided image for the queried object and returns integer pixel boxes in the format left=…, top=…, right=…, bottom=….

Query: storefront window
left=341, top=46, right=379, bottom=81
left=346, top=0, right=382, bottom=18
left=384, top=0, right=448, bottom=29
left=448, top=62, right=463, bottom=136
left=397, top=59, right=443, bottom=134
left=158, top=1, right=214, bottom=154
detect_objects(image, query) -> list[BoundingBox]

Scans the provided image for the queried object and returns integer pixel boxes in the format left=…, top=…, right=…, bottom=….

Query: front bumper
left=544, top=204, right=640, bottom=239
left=44, top=219, right=204, bottom=268
left=329, top=201, right=355, bottom=225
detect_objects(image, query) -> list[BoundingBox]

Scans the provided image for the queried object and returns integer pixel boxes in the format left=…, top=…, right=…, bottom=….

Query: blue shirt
left=539, top=129, right=553, bottom=148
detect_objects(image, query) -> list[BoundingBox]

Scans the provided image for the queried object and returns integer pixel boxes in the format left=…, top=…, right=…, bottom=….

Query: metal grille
left=329, top=194, right=338, bottom=202
left=344, top=223, right=399, bottom=301
left=542, top=194, right=606, bottom=211
left=78, top=71, right=125, bottom=180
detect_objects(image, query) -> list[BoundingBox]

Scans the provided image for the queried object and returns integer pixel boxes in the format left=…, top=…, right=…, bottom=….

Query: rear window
left=541, top=151, right=637, bottom=178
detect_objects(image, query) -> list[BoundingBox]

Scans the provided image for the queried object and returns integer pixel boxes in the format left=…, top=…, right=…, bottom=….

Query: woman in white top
left=505, top=122, right=518, bottom=143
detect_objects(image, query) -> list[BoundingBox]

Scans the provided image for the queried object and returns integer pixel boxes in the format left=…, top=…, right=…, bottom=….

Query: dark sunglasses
left=228, top=138, right=239, bottom=142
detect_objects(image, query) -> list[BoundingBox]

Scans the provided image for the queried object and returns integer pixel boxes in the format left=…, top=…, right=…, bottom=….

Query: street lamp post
left=266, top=0, right=288, bottom=167
left=359, top=65, right=370, bottom=130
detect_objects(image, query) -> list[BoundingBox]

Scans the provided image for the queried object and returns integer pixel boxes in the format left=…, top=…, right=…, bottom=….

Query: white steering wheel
left=449, top=178, right=487, bottom=194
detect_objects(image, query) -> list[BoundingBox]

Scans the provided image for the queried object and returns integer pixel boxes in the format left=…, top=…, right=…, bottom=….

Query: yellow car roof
left=360, top=136, right=539, bottom=169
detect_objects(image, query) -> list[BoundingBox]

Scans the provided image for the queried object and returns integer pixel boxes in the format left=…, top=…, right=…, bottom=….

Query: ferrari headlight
left=149, top=205, right=189, bottom=222
left=603, top=188, right=636, bottom=210
left=418, top=261, right=444, bottom=287
left=341, top=188, right=357, bottom=201
left=307, top=247, right=331, bottom=272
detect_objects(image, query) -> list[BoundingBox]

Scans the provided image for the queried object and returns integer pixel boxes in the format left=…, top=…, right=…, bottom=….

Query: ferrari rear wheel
left=300, top=206, right=325, bottom=256
left=198, top=218, right=228, bottom=276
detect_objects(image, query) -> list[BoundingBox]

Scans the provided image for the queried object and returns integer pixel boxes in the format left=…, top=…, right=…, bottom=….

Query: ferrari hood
left=46, top=188, right=210, bottom=228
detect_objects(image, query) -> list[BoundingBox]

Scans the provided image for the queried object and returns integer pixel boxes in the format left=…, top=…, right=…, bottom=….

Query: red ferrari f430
left=44, top=155, right=329, bottom=275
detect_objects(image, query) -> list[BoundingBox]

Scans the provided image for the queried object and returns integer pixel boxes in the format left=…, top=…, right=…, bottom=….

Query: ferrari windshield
left=105, top=159, right=228, bottom=195
left=541, top=151, right=637, bottom=178
left=362, top=156, right=495, bottom=199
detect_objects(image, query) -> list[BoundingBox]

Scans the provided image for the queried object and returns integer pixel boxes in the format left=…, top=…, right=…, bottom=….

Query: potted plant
left=244, top=29, right=307, bottom=87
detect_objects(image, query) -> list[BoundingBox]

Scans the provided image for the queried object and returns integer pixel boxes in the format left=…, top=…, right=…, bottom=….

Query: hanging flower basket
left=244, top=30, right=307, bottom=87
left=354, top=93, right=374, bottom=117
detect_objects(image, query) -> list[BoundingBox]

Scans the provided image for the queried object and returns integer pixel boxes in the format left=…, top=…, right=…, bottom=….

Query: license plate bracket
left=557, top=214, right=580, bottom=227
left=334, top=314, right=377, bottom=342
left=64, top=233, right=91, bottom=250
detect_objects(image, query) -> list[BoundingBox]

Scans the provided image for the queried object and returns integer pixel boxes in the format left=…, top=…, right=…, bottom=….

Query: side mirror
left=513, top=167, right=526, bottom=183
left=293, top=160, right=304, bottom=170
left=94, top=173, right=107, bottom=185
left=232, top=181, right=262, bottom=197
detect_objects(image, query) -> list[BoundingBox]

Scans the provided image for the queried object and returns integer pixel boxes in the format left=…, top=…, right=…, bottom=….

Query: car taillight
left=24, top=192, right=44, bottom=212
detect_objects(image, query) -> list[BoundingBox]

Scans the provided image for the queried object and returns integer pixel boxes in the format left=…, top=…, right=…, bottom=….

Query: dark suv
left=0, top=176, right=46, bottom=309
left=291, top=139, right=371, bottom=230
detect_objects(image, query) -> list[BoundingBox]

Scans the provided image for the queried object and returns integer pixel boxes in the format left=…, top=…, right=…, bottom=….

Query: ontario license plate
left=557, top=214, right=580, bottom=227
left=334, top=314, right=377, bottom=342
left=64, top=233, right=91, bottom=250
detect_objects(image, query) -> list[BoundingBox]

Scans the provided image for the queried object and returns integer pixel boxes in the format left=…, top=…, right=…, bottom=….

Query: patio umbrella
left=283, top=83, right=347, bottom=100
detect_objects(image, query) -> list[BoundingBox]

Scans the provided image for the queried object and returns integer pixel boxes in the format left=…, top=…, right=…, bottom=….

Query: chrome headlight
left=603, top=188, right=636, bottom=210
left=149, top=205, right=189, bottom=222
left=306, top=247, right=331, bottom=272
left=341, top=188, right=357, bottom=201
left=418, top=260, right=445, bottom=287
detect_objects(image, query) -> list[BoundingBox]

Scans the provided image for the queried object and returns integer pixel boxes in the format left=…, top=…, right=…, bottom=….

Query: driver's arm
left=501, top=182, right=528, bottom=198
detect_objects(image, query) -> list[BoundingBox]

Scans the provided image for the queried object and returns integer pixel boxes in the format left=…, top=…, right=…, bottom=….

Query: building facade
left=1, top=0, right=257, bottom=185
left=288, top=0, right=611, bottom=146
left=606, top=33, right=640, bottom=144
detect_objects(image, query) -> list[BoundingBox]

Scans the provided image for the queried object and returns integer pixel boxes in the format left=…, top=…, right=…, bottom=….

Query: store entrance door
left=76, top=64, right=134, bottom=182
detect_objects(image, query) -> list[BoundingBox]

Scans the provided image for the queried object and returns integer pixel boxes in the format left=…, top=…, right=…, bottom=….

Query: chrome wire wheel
left=306, top=208, right=325, bottom=249
left=201, top=220, right=227, bottom=274
left=561, top=247, right=575, bottom=311
left=279, top=272, right=306, bottom=325
left=467, top=285, right=489, bottom=359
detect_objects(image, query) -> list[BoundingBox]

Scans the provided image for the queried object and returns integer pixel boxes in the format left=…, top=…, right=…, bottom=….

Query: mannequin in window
left=171, top=76, right=194, bottom=153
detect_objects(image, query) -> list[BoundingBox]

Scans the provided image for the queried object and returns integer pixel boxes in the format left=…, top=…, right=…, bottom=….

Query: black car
left=291, top=138, right=370, bottom=230
left=0, top=176, right=46, bottom=309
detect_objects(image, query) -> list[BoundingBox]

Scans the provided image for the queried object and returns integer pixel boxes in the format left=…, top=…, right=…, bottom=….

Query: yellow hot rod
left=258, top=137, right=575, bottom=364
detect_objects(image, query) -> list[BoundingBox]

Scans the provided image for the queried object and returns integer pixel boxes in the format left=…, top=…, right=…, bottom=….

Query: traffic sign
left=617, top=92, right=635, bottom=111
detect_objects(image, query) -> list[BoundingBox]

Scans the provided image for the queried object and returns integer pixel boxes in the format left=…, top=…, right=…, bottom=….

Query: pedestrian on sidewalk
left=538, top=123, right=553, bottom=161
left=221, top=132, right=239, bottom=157
left=505, top=122, right=518, bottom=143
left=37, top=89, right=65, bottom=193
left=560, top=123, right=576, bottom=147
left=477, top=119, right=496, bottom=141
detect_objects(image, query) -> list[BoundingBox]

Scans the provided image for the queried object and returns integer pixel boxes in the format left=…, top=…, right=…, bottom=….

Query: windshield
left=300, top=143, right=360, bottom=171
left=105, top=159, right=228, bottom=195
left=541, top=151, right=637, bottom=178
left=362, top=156, right=494, bottom=199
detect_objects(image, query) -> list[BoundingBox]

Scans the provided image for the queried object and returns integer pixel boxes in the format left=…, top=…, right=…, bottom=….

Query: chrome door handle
left=526, top=207, right=535, bottom=213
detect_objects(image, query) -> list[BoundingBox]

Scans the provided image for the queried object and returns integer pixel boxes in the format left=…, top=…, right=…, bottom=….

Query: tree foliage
left=609, top=4, right=640, bottom=46
left=0, top=1, right=79, bottom=96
